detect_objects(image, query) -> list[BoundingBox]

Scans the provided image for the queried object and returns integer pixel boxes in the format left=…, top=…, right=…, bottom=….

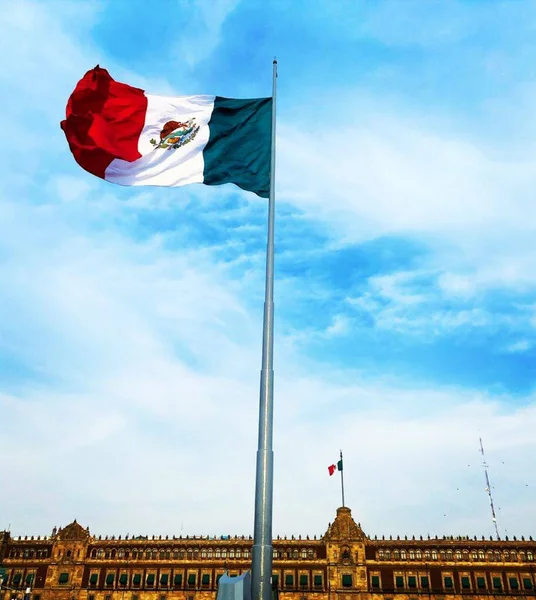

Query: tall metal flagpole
left=251, top=59, right=277, bottom=600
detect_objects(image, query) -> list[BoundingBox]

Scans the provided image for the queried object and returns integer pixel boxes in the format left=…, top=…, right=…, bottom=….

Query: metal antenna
left=479, top=437, right=500, bottom=539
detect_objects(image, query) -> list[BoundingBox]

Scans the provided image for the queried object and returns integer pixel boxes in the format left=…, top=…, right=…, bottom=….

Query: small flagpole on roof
left=251, top=58, right=277, bottom=600
left=339, top=450, right=345, bottom=507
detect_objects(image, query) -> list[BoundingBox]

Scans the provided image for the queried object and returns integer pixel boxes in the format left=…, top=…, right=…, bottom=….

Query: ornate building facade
left=1, top=507, right=535, bottom=600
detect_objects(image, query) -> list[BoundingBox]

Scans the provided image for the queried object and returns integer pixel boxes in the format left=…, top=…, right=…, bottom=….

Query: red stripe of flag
left=328, top=464, right=336, bottom=476
left=60, top=66, right=147, bottom=179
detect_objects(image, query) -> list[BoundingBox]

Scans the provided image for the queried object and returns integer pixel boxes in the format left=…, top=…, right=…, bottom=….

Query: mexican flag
left=328, top=459, right=343, bottom=476
left=60, top=66, right=272, bottom=198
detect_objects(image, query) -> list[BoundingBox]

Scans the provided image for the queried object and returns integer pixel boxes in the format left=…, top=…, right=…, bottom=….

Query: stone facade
left=1, top=507, right=535, bottom=600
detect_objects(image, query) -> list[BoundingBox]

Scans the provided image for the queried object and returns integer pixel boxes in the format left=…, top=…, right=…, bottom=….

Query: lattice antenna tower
left=479, top=437, right=500, bottom=539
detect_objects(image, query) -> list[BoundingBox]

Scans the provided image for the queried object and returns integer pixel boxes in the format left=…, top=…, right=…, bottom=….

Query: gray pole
left=339, top=450, right=345, bottom=508
left=251, top=58, right=277, bottom=600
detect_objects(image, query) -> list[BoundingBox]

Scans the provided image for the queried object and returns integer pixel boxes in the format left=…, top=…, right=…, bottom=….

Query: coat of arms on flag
left=150, top=119, right=200, bottom=150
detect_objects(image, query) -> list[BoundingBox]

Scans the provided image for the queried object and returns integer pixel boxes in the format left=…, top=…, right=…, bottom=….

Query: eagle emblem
left=150, top=119, right=200, bottom=150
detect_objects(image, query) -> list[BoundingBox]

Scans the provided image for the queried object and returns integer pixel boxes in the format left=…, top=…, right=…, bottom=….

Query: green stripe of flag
left=204, top=96, right=272, bottom=198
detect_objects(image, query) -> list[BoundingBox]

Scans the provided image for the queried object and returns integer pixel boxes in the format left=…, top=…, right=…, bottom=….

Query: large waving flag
left=60, top=66, right=272, bottom=198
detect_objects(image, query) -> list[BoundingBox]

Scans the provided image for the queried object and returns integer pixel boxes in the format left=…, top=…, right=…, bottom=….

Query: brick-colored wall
left=1, top=510, right=535, bottom=600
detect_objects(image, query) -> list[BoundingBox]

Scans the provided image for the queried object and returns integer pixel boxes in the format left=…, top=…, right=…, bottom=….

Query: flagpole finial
left=273, top=57, right=277, bottom=64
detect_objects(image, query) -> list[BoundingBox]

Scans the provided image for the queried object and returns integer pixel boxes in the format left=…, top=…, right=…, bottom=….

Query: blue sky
left=1, top=0, right=536, bottom=539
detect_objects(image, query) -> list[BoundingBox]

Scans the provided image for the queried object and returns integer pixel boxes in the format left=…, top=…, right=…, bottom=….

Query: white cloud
left=504, top=339, right=532, bottom=354
left=174, top=0, right=241, bottom=68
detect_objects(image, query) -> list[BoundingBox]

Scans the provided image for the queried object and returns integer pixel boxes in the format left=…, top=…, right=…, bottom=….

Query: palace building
left=1, top=507, right=535, bottom=600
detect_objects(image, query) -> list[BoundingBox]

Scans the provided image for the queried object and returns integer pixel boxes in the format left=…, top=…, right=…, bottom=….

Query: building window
left=201, top=549, right=207, bottom=559
left=478, top=550, right=485, bottom=561
left=523, top=577, right=533, bottom=590
left=32, top=596, right=41, bottom=600
left=455, top=551, right=462, bottom=560
left=461, top=576, right=471, bottom=589
left=432, top=550, right=438, bottom=560
left=471, top=551, right=477, bottom=560
left=371, top=575, right=380, bottom=589
left=400, top=550, right=406, bottom=560
left=493, top=577, right=502, bottom=590
left=159, top=596, right=166, bottom=600
left=131, top=596, right=139, bottom=600
left=88, top=596, right=94, bottom=600
left=421, top=576, right=429, bottom=589
left=132, top=574, right=141, bottom=586
left=313, top=575, right=322, bottom=588
left=301, top=549, right=307, bottom=559
left=409, top=550, right=415, bottom=560
left=105, top=595, right=111, bottom=600
left=342, top=575, right=352, bottom=588
left=444, top=576, right=453, bottom=589
left=395, top=576, right=404, bottom=589
left=509, top=577, right=519, bottom=590
left=416, top=550, right=422, bottom=560
left=299, top=575, right=308, bottom=587
left=477, top=577, right=486, bottom=589
left=89, top=573, right=98, bottom=586
left=285, top=574, right=294, bottom=588
left=119, top=574, right=128, bottom=587
left=378, top=550, right=384, bottom=560
left=174, top=574, right=183, bottom=587
left=187, top=574, right=196, bottom=587
left=58, top=573, right=69, bottom=585
left=408, top=576, right=416, bottom=588
left=393, top=550, right=400, bottom=560
left=528, top=552, right=534, bottom=561
left=147, top=574, right=155, bottom=587
left=106, top=573, right=115, bottom=587
left=384, top=550, right=391, bottom=559
left=160, top=574, right=169, bottom=587
left=201, top=574, right=210, bottom=586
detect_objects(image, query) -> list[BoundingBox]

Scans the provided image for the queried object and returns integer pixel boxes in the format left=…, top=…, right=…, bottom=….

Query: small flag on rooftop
left=327, top=459, right=343, bottom=476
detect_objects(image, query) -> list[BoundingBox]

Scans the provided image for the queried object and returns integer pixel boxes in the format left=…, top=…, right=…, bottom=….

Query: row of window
left=89, top=547, right=317, bottom=560
left=369, top=572, right=535, bottom=592
left=7, top=549, right=50, bottom=559
left=376, top=549, right=535, bottom=562
left=83, top=571, right=328, bottom=590
left=3, top=572, right=35, bottom=588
